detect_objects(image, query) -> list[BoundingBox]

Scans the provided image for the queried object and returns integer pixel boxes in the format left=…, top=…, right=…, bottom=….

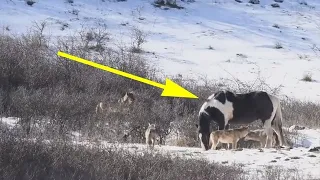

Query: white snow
left=292, top=128, right=320, bottom=148
left=2, top=0, right=320, bottom=178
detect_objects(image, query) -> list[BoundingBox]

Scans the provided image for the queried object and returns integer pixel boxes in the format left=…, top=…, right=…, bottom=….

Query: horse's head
left=196, top=91, right=230, bottom=150
left=196, top=113, right=211, bottom=150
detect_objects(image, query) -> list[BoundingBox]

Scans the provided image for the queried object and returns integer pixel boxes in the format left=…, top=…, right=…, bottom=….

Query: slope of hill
left=2, top=0, right=320, bottom=102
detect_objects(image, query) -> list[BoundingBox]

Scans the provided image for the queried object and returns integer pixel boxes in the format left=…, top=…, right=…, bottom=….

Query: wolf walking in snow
left=145, top=123, right=159, bottom=148
left=244, top=129, right=278, bottom=148
left=210, top=126, right=250, bottom=150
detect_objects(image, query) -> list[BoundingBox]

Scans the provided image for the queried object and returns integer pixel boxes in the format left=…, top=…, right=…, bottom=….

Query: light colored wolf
left=244, top=129, right=277, bottom=148
left=145, top=123, right=159, bottom=148
left=210, top=126, right=250, bottom=150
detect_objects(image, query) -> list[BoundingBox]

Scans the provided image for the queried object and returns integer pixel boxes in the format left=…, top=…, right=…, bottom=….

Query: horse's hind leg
left=271, top=107, right=286, bottom=147
left=264, top=127, right=274, bottom=148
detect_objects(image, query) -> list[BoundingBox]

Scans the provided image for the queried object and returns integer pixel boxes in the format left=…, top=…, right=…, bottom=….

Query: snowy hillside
left=2, top=0, right=320, bottom=102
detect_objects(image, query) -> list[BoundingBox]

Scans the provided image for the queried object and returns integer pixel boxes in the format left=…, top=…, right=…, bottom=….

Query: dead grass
left=301, top=73, right=313, bottom=82
left=0, top=132, right=245, bottom=180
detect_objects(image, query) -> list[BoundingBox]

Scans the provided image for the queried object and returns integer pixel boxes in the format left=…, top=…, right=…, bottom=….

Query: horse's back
left=229, top=91, right=274, bottom=123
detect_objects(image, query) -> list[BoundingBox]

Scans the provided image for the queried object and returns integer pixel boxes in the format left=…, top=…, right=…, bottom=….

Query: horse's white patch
left=199, top=93, right=234, bottom=127
left=207, top=93, right=215, bottom=100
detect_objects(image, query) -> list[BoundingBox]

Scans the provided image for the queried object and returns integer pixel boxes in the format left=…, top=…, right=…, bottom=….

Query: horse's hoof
left=280, top=145, right=292, bottom=150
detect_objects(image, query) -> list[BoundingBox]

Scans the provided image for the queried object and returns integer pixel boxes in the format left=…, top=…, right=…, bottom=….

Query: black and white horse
left=196, top=90, right=287, bottom=150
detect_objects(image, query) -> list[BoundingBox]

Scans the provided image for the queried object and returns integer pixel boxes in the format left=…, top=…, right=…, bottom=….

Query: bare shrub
left=274, top=42, right=283, bottom=49
left=254, top=165, right=305, bottom=180
left=69, top=9, right=79, bottom=16
left=0, top=134, right=245, bottom=180
left=272, top=24, right=280, bottom=29
left=0, top=23, right=156, bottom=139
left=299, top=0, right=308, bottom=6
left=78, top=24, right=110, bottom=52
left=153, top=0, right=184, bottom=9
left=301, top=73, right=313, bottom=82
left=26, top=0, right=35, bottom=6
left=130, top=26, right=147, bottom=53
left=281, top=97, right=320, bottom=128
left=248, top=0, right=260, bottom=4
left=208, top=45, right=214, bottom=50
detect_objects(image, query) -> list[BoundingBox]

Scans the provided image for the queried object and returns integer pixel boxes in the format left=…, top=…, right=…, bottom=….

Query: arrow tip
left=161, top=78, right=198, bottom=99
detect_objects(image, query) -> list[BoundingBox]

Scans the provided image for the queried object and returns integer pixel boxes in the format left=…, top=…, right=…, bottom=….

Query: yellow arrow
left=57, top=51, right=198, bottom=99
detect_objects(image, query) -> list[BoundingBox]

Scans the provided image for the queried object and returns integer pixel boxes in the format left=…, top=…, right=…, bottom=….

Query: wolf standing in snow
left=210, top=126, right=250, bottom=150
left=244, top=129, right=278, bottom=148
left=145, top=123, right=159, bottom=148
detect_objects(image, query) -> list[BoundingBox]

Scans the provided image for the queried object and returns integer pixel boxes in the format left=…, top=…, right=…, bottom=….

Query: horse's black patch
left=213, top=91, right=226, bottom=104
left=225, top=90, right=236, bottom=102
left=203, top=106, right=225, bottom=129
left=228, top=91, right=273, bottom=125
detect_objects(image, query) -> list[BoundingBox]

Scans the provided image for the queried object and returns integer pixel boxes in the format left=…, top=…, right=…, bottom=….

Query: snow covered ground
left=1, top=0, right=320, bottom=102
left=2, top=0, right=320, bottom=178
left=1, top=117, right=320, bottom=179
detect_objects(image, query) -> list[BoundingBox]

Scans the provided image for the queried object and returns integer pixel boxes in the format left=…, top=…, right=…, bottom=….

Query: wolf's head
left=148, top=123, right=156, bottom=130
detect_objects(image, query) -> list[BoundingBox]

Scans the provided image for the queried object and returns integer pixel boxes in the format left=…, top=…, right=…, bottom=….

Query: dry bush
left=25, top=0, right=35, bottom=6
left=78, top=24, right=110, bottom=52
left=0, top=133, right=245, bottom=180
left=0, top=23, right=157, bottom=139
left=254, top=165, right=306, bottom=180
left=281, top=97, right=320, bottom=128
left=301, top=73, right=313, bottom=82
left=153, top=0, right=184, bottom=9
left=130, top=26, right=147, bottom=53
left=274, top=42, right=283, bottom=49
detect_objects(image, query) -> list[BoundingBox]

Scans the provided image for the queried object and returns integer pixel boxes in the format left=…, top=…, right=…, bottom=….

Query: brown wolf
left=210, top=126, right=249, bottom=150
left=145, top=123, right=159, bottom=148
left=244, top=129, right=277, bottom=148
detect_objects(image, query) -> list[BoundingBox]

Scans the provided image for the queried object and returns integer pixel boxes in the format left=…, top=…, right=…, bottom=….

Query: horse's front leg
left=218, top=122, right=225, bottom=130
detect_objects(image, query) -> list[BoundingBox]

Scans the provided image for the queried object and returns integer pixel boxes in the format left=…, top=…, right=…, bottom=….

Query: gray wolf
left=210, top=126, right=249, bottom=150
left=244, top=129, right=278, bottom=148
left=145, top=123, right=159, bottom=148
